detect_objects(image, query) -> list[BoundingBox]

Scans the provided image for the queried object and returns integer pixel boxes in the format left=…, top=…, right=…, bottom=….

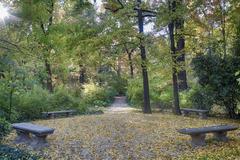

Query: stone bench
left=42, top=110, right=76, bottom=119
left=12, top=123, right=54, bottom=149
left=178, top=125, right=238, bottom=147
left=181, top=108, right=209, bottom=119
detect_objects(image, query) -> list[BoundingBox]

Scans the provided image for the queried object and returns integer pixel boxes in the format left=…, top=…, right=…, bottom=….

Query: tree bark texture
left=168, top=0, right=181, bottom=115
left=137, top=0, right=151, bottom=114
left=175, top=0, right=188, bottom=91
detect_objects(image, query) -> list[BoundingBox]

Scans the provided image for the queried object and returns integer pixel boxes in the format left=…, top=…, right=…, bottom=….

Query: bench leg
left=190, top=134, right=206, bottom=147
left=14, top=130, right=31, bottom=144
left=182, top=111, right=189, bottom=116
left=213, top=132, right=228, bottom=142
left=31, top=134, right=49, bottom=149
left=50, top=114, right=55, bottom=119
left=199, top=113, right=207, bottom=119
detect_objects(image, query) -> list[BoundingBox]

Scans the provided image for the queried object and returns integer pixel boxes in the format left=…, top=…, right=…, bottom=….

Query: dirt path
left=106, top=96, right=136, bottom=113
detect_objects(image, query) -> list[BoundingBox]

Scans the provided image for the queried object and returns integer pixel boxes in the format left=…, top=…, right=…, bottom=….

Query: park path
left=106, top=96, right=136, bottom=113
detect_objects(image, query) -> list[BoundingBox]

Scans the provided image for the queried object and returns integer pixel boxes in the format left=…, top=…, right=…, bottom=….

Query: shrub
left=187, top=85, right=214, bottom=110
left=0, top=118, right=11, bottom=143
left=126, top=78, right=143, bottom=107
left=0, top=145, right=38, bottom=159
left=17, top=86, right=50, bottom=120
left=50, top=85, right=78, bottom=110
left=192, top=54, right=240, bottom=118
left=0, top=84, right=19, bottom=122
left=108, top=76, right=127, bottom=96
left=127, top=77, right=173, bottom=109
left=82, top=83, right=116, bottom=107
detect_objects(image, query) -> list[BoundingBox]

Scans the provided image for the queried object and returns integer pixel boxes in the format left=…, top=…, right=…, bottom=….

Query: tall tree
left=175, top=0, right=188, bottom=91
left=168, top=0, right=181, bottom=115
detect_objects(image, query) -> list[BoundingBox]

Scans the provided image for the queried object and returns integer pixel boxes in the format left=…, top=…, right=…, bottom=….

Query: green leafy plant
left=0, top=118, right=11, bottom=143
left=192, top=54, right=240, bottom=118
left=0, top=145, right=38, bottom=160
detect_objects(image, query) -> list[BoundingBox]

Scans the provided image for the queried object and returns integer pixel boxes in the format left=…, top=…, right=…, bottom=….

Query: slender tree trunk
left=126, top=47, right=134, bottom=78
left=168, top=0, right=181, bottom=115
left=44, top=58, right=53, bottom=93
left=79, top=64, right=86, bottom=84
left=117, top=57, right=122, bottom=77
left=137, top=0, right=151, bottom=114
left=175, top=0, right=188, bottom=91
left=8, top=88, right=13, bottom=121
left=220, top=0, right=227, bottom=58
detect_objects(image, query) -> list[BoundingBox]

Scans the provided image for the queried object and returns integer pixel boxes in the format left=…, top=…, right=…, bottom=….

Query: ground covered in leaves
left=3, top=111, right=240, bottom=160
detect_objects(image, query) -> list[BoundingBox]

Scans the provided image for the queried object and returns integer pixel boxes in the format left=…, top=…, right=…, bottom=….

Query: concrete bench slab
left=12, top=123, right=54, bottom=149
left=178, top=125, right=238, bottom=147
left=181, top=108, right=209, bottom=119
left=42, top=110, right=76, bottom=118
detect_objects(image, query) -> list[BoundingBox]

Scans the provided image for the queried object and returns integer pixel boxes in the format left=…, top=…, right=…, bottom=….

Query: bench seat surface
left=12, top=123, right=54, bottom=135
left=178, top=125, right=238, bottom=135
left=181, top=108, right=208, bottom=113
left=42, top=110, right=75, bottom=114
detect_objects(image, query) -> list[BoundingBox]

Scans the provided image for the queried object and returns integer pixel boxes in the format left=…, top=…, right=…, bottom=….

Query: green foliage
left=17, top=86, right=50, bottom=120
left=192, top=54, right=240, bottom=118
left=126, top=78, right=143, bottom=107
left=0, top=118, right=10, bottom=143
left=127, top=77, right=173, bottom=108
left=186, top=85, right=214, bottom=110
left=50, top=85, right=79, bottom=110
left=81, top=82, right=117, bottom=107
left=108, top=76, right=127, bottom=96
left=0, top=145, right=38, bottom=160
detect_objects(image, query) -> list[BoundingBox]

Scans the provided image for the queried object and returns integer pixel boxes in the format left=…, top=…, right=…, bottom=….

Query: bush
left=0, top=145, right=38, bottom=160
left=0, top=118, right=11, bottom=143
left=192, top=54, right=240, bottom=118
left=187, top=85, right=214, bottom=110
left=17, top=86, right=50, bottom=120
left=127, top=77, right=173, bottom=109
left=0, top=84, right=19, bottom=122
left=108, top=76, right=127, bottom=96
left=81, top=83, right=117, bottom=107
left=126, top=78, right=143, bottom=107
left=50, top=85, right=79, bottom=110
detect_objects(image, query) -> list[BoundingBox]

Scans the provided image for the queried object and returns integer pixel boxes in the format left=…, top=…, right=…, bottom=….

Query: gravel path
left=106, top=96, right=136, bottom=113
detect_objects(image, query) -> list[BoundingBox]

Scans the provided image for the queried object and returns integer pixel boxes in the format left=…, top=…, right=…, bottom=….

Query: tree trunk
left=224, top=99, right=240, bottom=119
left=44, top=58, right=53, bottom=93
left=8, top=88, right=13, bottom=121
left=137, top=0, right=151, bottom=114
left=220, top=0, right=227, bottom=58
left=117, top=57, right=122, bottom=77
left=168, top=0, right=181, bottom=115
left=126, top=48, right=134, bottom=78
left=79, top=64, right=86, bottom=84
left=175, top=0, right=188, bottom=91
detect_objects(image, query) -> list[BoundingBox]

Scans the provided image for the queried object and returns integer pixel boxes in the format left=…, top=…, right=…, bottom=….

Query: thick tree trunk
left=168, top=0, right=181, bottom=115
left=137, top=0, right=151, bottom=114
left=175, top=0, right=188, bottom=91
left=44, top=58, right=53, bottom=93
left=79, top=64, right=86, bottom=84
